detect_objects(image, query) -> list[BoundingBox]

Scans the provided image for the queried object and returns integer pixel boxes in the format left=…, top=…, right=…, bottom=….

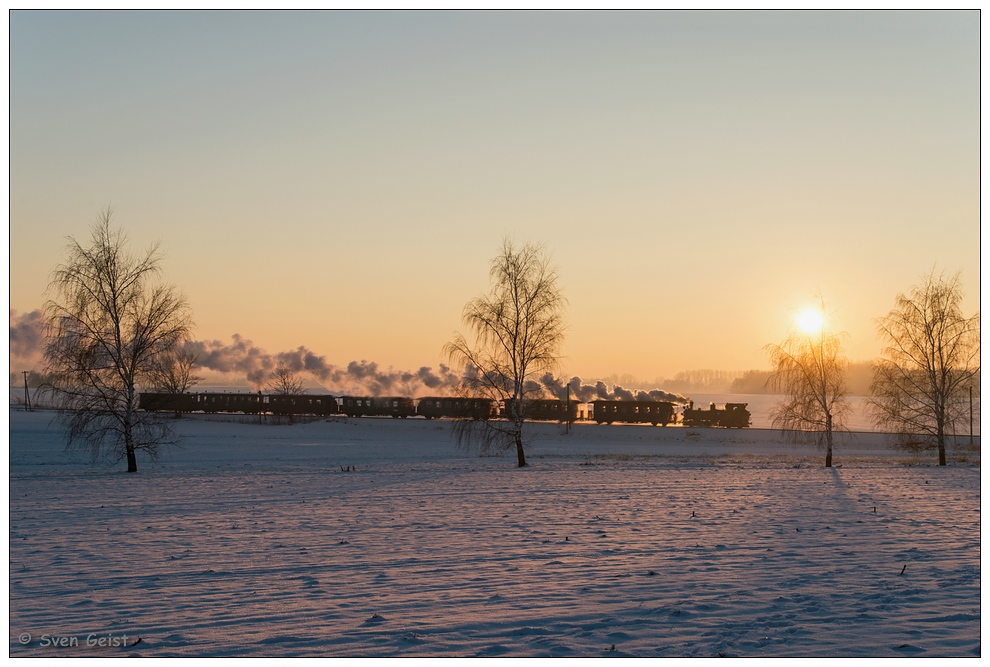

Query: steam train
left=138, top=392, right=572, bottom=421
left=138, top=392, right=499, bottom=420
left=682, top=401, right=752, bottom=428
left=138, top=392, right=751, bottom=427
left=591, top=399, right=676, bottom=426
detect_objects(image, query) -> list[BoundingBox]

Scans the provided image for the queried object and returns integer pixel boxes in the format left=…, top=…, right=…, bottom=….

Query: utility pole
left=969, top=386, right=973, bottom=445
left=565, top=384, right=571, bottom=435
left=22, top=371, right=32, bottom=411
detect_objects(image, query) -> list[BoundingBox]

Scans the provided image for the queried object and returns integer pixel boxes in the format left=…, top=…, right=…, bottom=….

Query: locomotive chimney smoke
left=187, top=335, right=277, bottom=389
left=554, top=375, right=689, bottom=404
left=648, top=388, right=688, bottom=403
left=11, top=310, right=691, bottom=404
left=187, top=335, right=466, bottom=396
left=611, top=384, right=636, bottom=401
left=540, top=374, right=616, bottom=401
left=523, top=379, right=544, bottom=396
left=539, top=373, right=566, bottom=398
left=567, top=377, right=600, bottom=402
left=9, top=309, right=46, bottom=368
left=274, top=346, right=335, bottom=378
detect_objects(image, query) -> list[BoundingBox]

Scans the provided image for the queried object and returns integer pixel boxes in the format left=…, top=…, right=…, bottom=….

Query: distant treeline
left=729, top=362, right=875, bottom=396
left=655, top=369, right=748, bottom=394
left=639, top=363, right=876, bottom=396
left=9, top=371, right=54, bottom=388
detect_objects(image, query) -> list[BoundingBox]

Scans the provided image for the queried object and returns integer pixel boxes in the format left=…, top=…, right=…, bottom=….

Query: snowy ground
left=8, top=409, right=981, bottom=657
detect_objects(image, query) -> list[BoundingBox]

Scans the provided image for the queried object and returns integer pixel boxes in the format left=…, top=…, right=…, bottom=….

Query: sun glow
left=796, top=309, right=825, bottom=334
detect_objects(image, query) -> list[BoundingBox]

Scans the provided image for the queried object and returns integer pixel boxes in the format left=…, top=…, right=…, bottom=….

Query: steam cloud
left=186, top=335, right=464, bottom=396
left=9, top=310, right=687, bottom=401
left=9, top=309, right=46, bottom=369
left=539, top=373, right=688, bottom=405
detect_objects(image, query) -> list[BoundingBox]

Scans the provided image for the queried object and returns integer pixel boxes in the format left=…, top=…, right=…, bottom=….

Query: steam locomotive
left=682, top=401, right=752, bottom=428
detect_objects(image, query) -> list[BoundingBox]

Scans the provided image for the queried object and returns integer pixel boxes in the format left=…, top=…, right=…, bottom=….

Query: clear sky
left=9, top=10, right=981, bottom=387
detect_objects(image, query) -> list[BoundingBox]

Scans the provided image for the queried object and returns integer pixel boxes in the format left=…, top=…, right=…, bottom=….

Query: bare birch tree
left=765, top=300, right=849, bottom=467
left=871, top=270, right=980, bottom=466
left=267, top=366, right=305, bottom=396
left=43, top=210, right=192, bottom=472
left=444, top=240, right=566, bottom=467
left=148, top=344, right=202, bottom=395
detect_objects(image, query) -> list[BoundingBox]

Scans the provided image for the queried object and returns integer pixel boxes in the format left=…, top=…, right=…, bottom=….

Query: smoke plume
left=8, top=307, right=689, bottom=402
left=9, top=309, right=46, bottom=370
left=186, top=335, right=463, bottom=396
left=539, top=373, right=688, bottom=404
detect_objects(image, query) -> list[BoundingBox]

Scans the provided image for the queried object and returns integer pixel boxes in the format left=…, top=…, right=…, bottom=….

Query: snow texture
left=8, top=409, right=981, bottom=657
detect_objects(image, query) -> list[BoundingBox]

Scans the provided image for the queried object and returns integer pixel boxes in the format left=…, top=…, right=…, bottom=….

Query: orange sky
left=9, top=11, right=981, bottom=386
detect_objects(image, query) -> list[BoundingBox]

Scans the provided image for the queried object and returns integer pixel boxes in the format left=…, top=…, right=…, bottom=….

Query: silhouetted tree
left=43, top=209, right=192, bottom=472
left=267, top=366, right=305, bottom=396
left=444, top=240, right=566, bottom=467
left=148, top=344, right=202, bottom=395
left=265, top=366, right=306, bottom=423
left=871, top=270, right=980, bottom=466
left=765, top=299, right=849, bottom=467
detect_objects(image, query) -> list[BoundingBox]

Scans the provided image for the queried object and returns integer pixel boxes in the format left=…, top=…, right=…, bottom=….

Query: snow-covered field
left=8, top=409, right=981, bottom=657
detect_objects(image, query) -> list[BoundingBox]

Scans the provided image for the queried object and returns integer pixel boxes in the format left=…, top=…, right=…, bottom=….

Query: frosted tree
left=871, top=271, right=980, bottom=465
left=148, top=344, right=202, bottom=395
left=267, top=366, right=305, bottom=396
left=444, top=240, right=566, bottom=467
left=44, top=210, right=192, bottom=472
left=765, top=298, right=849, bottom=467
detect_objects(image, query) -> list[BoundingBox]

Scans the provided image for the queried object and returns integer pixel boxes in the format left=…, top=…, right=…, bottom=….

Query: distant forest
left=647, top=362, right=877, bottom=396
left=725, top=362, right=875, bottom=396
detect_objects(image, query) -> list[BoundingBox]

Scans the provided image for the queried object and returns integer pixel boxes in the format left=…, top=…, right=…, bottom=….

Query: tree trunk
left=824, top=413, right=833, bottom=468
left=937, top=411, right=947, bottom=466
left=515, top=433, right=527, bottom=468
left=124, top=420, right=138, bottom=473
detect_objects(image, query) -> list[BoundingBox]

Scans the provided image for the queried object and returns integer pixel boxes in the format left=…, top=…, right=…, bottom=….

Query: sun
left=796, top=309, right=824, bottom=334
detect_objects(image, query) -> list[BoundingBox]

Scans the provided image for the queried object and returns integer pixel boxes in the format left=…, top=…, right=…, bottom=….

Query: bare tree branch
left=147, top=343, right=202, bottom=396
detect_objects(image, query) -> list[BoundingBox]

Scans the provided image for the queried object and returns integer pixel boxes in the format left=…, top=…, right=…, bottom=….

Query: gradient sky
left=9, top=10, right=981, bottom=385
